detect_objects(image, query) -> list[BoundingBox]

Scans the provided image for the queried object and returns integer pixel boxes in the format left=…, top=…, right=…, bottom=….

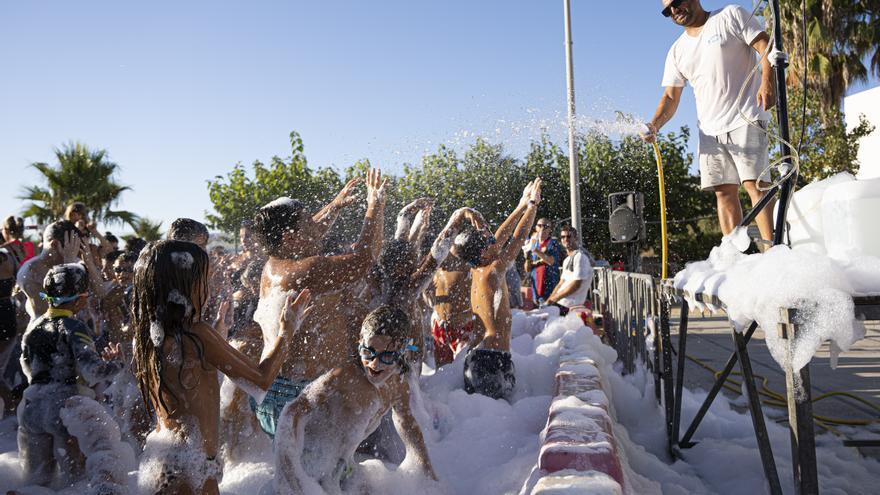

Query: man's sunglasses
left=536, top=224, right=551, bottom=228
left=113, top=266, right=133, bottom=274
left=358, top=343, right=417, bottom=366
left=662, top=0, right=685, bottom=17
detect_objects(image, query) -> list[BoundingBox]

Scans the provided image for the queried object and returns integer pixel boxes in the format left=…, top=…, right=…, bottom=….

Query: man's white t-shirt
left=557, top=249, right=594, bottom=308
left=662, top=5, right=771, bottom=136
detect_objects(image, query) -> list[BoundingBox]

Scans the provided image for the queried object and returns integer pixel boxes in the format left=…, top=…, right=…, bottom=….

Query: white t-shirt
left=557, top=249, right=594, bottom=308
left=662, top=5, right=771, bottom=136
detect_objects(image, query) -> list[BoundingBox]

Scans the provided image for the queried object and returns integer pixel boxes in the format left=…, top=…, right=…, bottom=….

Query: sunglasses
left=536, top=224, right=551, bottom=228
left=358, top=343, right=417, bottom=366
left=113, top=266, right=133, bottom=274
left=662, top=0, right=685, bottom=17
left=560, top=235, right=572, bottom=239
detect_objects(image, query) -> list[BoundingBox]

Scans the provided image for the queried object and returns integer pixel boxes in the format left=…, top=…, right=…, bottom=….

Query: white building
left=844, top=85, right=880, bottom=180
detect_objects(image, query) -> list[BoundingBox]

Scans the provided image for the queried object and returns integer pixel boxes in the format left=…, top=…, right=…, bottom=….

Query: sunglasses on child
left=662, top=0, right=686, bottom=17
left=358, top=343, right=412, bottom=366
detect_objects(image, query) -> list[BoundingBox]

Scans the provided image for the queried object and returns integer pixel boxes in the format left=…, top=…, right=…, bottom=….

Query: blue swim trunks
left=248, top=376, right=311, bottom=438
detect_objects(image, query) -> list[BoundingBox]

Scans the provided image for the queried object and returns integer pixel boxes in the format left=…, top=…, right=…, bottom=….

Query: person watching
left=641, top=0, right=776, bottom=241
left=545, top=225, right=595, bottom=316
left=524, top=218, right=562, bottom=305
left=2, top=216, right=35, bottom=264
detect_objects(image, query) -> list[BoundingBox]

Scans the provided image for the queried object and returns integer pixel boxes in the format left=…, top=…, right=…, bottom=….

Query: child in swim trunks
left=131, top=240, right=312, bottom=495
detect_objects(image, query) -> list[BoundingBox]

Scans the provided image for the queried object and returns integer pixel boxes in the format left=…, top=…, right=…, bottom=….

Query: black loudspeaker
left=608, top=192, right=645, bottom=243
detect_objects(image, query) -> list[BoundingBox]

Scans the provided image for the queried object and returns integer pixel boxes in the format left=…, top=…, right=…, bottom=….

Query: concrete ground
left=669, top=307, right=880, bottom=458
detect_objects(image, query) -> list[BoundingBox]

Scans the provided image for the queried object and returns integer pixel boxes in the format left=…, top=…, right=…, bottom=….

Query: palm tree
left=19, top=142, right=138, bottom=227
left=777, top=0, right=880, bottom=117
left=130, top=217, right=163, bottom=241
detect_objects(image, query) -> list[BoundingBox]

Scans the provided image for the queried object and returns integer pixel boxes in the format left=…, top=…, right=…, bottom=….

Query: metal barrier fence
left=590, top=268, right=661, bottom=376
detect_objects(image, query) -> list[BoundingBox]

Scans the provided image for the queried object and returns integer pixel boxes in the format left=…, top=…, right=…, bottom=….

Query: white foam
left=170, top=251, right=194, bottom=270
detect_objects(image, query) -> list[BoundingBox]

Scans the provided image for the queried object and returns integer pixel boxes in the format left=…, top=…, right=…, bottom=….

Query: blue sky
left=1, top=1, right=876, bottom=233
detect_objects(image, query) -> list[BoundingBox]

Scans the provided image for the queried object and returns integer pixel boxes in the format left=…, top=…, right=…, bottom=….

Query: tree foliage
left=130, top=217, right=164, bottom=241
left=776, top=0, right=880, bottom=116
left=205, top=131, right=343, bottom=233
left=19, top=142, right=137, bottom=227
left=207, top=129, right=718, bottom=267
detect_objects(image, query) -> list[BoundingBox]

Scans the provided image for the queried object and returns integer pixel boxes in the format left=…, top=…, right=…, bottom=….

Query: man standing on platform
left=641, top=0, right=776, bottom=241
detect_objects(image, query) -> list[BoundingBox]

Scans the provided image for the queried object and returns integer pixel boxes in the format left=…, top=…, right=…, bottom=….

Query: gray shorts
left=698, top=122, right=769, bottom=190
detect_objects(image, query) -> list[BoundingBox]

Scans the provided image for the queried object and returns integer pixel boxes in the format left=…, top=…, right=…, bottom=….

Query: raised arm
left=408, top=207, right=485, bottom=294
left=394, top=198, right=432, bottom=241
left=500, top=179, right=540, bottom=264
left=285, top=170, right=388, bottom=293
left=311, top=177, right=362, bottom=239
left=201, top=290, right=311, bottom=390
left=482, top=180, right=535, bottom=262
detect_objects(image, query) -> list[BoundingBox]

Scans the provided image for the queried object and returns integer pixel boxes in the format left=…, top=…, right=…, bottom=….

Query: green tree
left=131, top=218, right=164, bottom=241
left=777, top=87, right=875, bottom=182
left=777, top=0, right=880, bottom=116
left=206, top=131, right=344, bottom=234
left=19, top=142, right=137, bottom=227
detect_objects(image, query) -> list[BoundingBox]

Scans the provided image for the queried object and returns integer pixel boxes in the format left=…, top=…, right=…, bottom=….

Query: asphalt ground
left=669, top=307, right=880, bottom=458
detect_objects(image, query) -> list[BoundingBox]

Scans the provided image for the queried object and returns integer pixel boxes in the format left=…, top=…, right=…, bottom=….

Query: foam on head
left=253, top=197, right=305, bottom=257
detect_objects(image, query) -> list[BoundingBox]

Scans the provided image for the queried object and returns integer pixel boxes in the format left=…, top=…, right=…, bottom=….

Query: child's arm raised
left=196, top=290, right=312, bottom=390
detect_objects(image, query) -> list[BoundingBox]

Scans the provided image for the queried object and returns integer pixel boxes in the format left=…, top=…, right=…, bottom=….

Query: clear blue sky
left=1, top=1, right=876, bottom=233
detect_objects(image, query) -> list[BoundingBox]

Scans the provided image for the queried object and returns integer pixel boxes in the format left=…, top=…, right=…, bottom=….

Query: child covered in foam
left=130, top=240, right=312, bottom=494
left=17, top=263, right=125, bottom=488
left=274, top=305, right=437, bottom=494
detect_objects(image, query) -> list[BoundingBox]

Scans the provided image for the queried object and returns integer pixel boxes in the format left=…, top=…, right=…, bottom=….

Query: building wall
left=844, top=86, right=880, bottom=180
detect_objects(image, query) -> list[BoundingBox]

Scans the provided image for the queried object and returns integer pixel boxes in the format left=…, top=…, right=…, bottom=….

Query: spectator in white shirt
left=545, top=225, right=594, bottom=316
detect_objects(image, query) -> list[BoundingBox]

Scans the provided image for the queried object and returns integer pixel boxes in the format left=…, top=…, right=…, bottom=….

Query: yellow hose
left=652, top=142, right=668, bottom=280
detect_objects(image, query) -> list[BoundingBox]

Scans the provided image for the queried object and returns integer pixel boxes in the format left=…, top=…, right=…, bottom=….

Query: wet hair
left=43, top=220, right=79, bottom=246
left=2, top=216, right=24, bottom=237
left=64, top=202, right=88, bottom=221
left=168, top=218, right=209, bottom=244
left=377, top=239, right=417, bottom=298
left=131, top=240, right=210, bottom=418
left=116, top=251, right=139, bottom=266
left=42, top=263, right=89, bottom=306
left=125, top=237, right=147, bottom=255
left=454, top=229, right=492, bottom=267
left=105, top=232, right=119, bottom=245
left=360, top=305, right=412, bottom=374
left=253, top=197, right=305, bottom=258
left=104, top=249, right=124, bottom=264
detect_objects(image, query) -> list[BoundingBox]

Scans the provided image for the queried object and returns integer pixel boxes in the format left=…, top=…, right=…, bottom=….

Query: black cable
left=797, top=0, right=808, bottom=156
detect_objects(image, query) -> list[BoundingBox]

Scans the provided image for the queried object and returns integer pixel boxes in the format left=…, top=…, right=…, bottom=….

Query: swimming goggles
left=358, top=342, right=419, bottom=365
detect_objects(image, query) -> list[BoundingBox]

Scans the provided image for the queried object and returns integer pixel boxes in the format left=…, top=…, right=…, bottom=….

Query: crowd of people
left=0, top=172, right=601, bottom=494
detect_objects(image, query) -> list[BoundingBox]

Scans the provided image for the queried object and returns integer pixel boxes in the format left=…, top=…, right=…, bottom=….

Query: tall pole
left=769, top=0, right=796, bottom=246
left=563, top=0, right=582, bottom=235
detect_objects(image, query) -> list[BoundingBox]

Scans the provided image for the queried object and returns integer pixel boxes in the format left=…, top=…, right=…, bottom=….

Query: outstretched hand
left=59, top=231, right=80, bottom=263
left=280, top=289, right=313, bottom=339
left=530, top=178, right=542, bottom=205
left=639, top=123, right=658, bottom=143
left=332, top=177, right=363, bottom=208
left=518, top=180, right=536, bottom=208
left=365, top=168, right=389, bottom=206
left=102, top=342, right=122, bottom=362
left=214, top=299, right=233, bottom=337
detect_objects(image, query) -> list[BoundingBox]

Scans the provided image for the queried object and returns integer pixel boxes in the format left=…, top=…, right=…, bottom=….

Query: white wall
left=844, top=86, right=880, bottom=180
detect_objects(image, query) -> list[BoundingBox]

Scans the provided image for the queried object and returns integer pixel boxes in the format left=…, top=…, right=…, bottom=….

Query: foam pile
left=673, top=227, right=879, bottom=372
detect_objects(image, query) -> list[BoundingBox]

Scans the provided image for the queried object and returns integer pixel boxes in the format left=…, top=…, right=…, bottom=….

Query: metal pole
left=769, top=0, right=796, bottom=246
left=563, top=0, right=582, bottom=234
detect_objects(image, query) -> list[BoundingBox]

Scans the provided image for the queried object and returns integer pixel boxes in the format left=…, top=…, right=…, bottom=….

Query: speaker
left=608, top=192, right=645, bottom=243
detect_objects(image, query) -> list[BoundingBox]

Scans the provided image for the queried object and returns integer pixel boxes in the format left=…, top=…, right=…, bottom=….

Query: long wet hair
left=376, top=239, right=417, bottom=305
left=131, top=240, right=210, bottom=418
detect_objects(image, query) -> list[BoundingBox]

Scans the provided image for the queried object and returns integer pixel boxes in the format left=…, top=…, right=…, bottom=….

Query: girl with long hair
left=131, top=240, right=310, bottom=495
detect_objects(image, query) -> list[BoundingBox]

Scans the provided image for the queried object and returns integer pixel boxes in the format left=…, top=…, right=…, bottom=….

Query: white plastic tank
left=821, top=177, right=880, bottom=260
left=776, top=172, right=855, bottom=254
